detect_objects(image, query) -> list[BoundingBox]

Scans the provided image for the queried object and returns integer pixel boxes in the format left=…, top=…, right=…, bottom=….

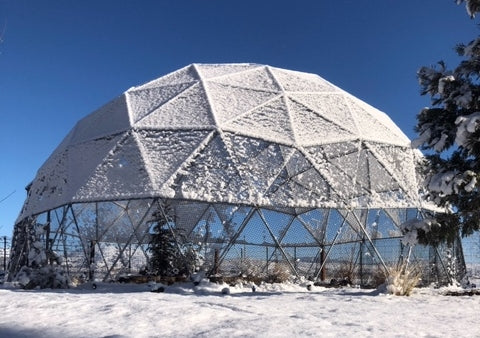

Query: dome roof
left=19, top=63, right=421, bottom=221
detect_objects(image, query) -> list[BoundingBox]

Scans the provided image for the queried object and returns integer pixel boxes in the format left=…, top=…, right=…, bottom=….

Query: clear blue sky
left=0, top=0, right=477, bottom=237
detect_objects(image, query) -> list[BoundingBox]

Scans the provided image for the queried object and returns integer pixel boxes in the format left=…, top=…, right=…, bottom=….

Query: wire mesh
left=6, top=199, right=467, bottom=287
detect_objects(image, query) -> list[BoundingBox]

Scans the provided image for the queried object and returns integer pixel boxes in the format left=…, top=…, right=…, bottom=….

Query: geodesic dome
left=9, top=64, right=464, bottom=287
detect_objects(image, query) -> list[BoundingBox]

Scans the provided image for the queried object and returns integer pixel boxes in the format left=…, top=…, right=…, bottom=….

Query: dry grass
left=385, top=263, right=421, bottom=296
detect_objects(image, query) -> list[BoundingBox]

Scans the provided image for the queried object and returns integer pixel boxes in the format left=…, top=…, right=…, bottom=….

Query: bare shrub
left=266, top=262, right=291, bottom=283
left=386, top=263, right=421, bottom=296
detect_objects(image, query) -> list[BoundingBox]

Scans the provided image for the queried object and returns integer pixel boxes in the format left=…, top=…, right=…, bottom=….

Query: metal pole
left=3, top=236, right=6, bottom=270
left=266, top=246, right=269, bottom=274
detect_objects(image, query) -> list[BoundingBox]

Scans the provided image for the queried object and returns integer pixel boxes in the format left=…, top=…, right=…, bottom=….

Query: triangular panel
left=367, top=152, right=401, bottom=193
left=134, top=65, right=199, bottom=90
left=229, top=142, right=287, bottom=202
left=70, top=95, right=131, bottom=145
left=222, top=133, right=272, bottom=167
left=280, top=219, right=318, bottom=246
left=223, top=96, right=295, bottom=144
left=196, top=63, right=262, bottom=79
left=175, top=201, right=210, bottom=235
left=135, top=83, right=216, bottom=129
left=128, top=83, right=194, bottom=124
left=74, top=133, right=154, bottom=201
left=22, top=149, right=69, bottom=217
left=136, top=129, right=211, bottom=190
left=288, top=93, right=358, bottom=136
left=304, top=147, right=368, bottom=203
left=368, top=144, right=418, bottom=193
left=270, top=68, right=337, bottom=92
left=176, top=134, right=249, bottom=203
left=346, top=96, right=408, bottom=145
left=209, top=67, right=281, bottom=92
left=288, top=99, right=356, bottom=146
left=68, top=134, right=125, bottom=200
left=207, top=82, right=280, bottom=124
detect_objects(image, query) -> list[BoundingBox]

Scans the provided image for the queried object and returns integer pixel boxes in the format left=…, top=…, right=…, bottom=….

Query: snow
left=455, top=112, right=480, bottom=148
left=0, top=281, right=478, bottom=337
left=426, top=169, right=477, bottom=199
left=438, top=75, right=455, bottom=95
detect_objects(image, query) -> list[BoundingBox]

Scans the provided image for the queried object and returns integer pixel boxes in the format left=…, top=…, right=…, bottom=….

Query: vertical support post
left=320, top=246, right=326, bottom=281
left=89, top=240, right=96, bottom=281
left=3, top=236, right=6, bottom=271
left=294, top=246, right=297, bottom=270
left=213, top=249, right=219, bottom=275
left=266, top=246, right=269, bottom=274
left=360, top=238, right=364, bottom=287
left=45, top=210, right=51, bottom=252
left=128, top=243, right=131, bottom=273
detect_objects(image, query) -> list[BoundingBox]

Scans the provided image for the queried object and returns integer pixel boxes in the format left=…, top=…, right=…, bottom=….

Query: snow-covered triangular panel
left=69, top=134, right=125, bottom=202
left=288, top=93, right=358, bottom=136
left=270, top=68, right=337, bottom=92
left=75, top=133, right=154, bottom=201
left=127, top=83, right=194, bottom=124
left=21, top=149, right=69, bottom=218
left=346, top=96, right=409, bottom=145
left=195, top=63, right=262, bottom=79
left=264, top=167, right=331, bottom=208
left=316, top=141, right=360, bottom=160
left=135, top=83, right=216, bottom=129
left=136, top=129, right=210, bottom=191
left=223, top=96, right=295, bottom=144
left=70, top=95, right=131, bottom=145
left=133, top=65, right=199, bottom=90
left=293, top=168, right=332, bottom=204
left=260, top=148, right=333, bottom=206
left=368, top=144, right=418, bottom=194
left=207, top=82, right=280, bottom=124
left=222, top=133, right=272, bottom=167
left=281, top=147, right=329, bottom=195
left=288, top=99, right=356, bottom=146
left=209, top=66, right=281, bottom=93
left=176, top=134, right=249, bottom=203
left=304, top=147, right=367, bottom=204
left=227, top=141, right=286, bottom=202
left=327, top=147, right=370, bottom=190
left=367, top=152, right=401, bottom=193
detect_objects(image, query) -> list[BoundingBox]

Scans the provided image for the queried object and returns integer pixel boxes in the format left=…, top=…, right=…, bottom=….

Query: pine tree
left=414, top=2, right=480, bottom=244
left=456, top=0, right=480, bottom=18
left=148, top=202, right=179, bottom=277
left=147, top=201, right=202, bottom=277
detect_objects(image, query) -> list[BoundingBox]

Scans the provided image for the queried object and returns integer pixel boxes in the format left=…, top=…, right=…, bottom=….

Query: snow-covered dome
left=18, top=63, right=421, bottom=221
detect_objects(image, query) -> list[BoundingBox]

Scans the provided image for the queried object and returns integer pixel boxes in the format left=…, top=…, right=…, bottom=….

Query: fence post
left=3, top=236, right=6, bottom=270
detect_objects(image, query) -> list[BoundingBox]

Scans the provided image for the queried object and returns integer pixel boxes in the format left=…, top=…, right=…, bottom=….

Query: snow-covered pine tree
left=148, top=201, right=179, bottom=277
left=414, top=2, right=480, bottom=245
left=147, top=200, right=202, bottom=278
left=456, top=0, right=480, bottom=18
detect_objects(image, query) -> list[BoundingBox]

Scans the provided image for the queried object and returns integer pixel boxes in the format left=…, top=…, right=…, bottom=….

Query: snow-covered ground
left=0, top=281, right=479, bottom=338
